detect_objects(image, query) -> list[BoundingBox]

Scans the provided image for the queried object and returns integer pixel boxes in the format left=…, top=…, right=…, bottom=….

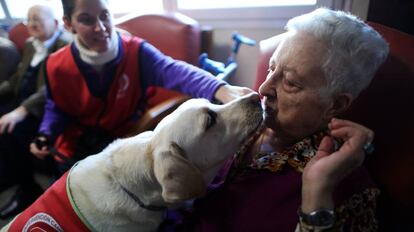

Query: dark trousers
left=0, top=113, right=37, bottom=185
left=0, top=113, right=58, bottom=190
left=0, top=64, right=54, bottom=190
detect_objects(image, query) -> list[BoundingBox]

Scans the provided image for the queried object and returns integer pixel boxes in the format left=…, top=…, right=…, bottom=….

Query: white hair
left=28, top=0, right=64, bottom=20
left=286, top=8, right=389, bottom=98
left=29, top=4, right=56, bottom=20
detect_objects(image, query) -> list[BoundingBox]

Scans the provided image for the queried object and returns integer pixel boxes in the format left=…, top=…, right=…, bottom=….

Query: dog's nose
left=242, top=92, right=261, bottom=103
left=238, top=93, right=262, bottom=111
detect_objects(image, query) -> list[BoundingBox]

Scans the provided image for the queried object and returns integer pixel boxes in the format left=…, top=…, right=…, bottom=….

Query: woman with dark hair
left=30, top=0, right=249, bottom=182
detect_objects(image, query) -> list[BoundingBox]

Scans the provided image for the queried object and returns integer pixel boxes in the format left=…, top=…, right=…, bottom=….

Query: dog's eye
left=205, top=109, right=217, bottom=130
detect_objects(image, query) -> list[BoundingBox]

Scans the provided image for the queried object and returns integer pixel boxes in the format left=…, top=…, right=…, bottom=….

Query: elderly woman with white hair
left=164, top=8, right=389, bottom=232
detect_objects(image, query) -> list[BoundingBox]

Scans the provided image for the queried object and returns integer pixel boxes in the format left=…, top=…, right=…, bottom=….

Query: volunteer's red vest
left=8, top=171, right=91, bottom=232
left=46, top=35, right=143, bottom=157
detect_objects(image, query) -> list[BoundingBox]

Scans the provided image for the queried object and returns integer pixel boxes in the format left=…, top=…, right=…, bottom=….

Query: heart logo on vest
left=116, top=74, right=130, bottom=99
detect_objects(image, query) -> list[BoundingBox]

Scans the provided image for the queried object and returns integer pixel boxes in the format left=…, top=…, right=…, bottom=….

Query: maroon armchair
left=8, top=22, right=30, bottom=54
left=342, top=22, right=414, bottom=231
left=116, top=12, right=201, bottom=106
left=116, top=12, right=203, bottom=134
left=254, top=23, right=414, bottom=231
left=0, top=37, right=20, bottom=82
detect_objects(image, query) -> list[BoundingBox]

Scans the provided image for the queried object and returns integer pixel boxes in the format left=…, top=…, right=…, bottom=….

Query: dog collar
left=120, top=185, right=167, bottom=211
left=107, top=155, right=167, bottom=212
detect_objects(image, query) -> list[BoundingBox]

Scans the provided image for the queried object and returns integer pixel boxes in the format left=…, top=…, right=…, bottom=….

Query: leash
left=50, top=147, right=76, bottom=166
left=33, top=135, right=76, bottom=166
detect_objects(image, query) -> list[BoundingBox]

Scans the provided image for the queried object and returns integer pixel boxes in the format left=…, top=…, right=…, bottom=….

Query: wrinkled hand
left=0, top=106, right=28, bottom=134
left=30, top=135, right=51, bottom=160
left=301, top=118, right=374, bottom=213
left=214, top=84, right=254, bottom=103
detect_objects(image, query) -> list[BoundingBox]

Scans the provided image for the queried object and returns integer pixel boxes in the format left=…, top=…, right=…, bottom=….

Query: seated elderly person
left=0, top=4, right=71, bottom=219
left=165, top=8, right=389, bottom=232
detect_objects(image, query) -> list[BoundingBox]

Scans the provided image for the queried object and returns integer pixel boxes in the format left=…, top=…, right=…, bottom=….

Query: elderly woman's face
left=259, top=32, right=333, bottom=143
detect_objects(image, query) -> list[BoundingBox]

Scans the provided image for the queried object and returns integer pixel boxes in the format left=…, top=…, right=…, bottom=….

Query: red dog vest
left=8, top=171, right=92, bottom=231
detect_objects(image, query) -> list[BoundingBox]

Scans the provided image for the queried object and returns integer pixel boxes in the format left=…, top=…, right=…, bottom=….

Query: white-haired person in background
left=0, top=4, right=71, bottom=219
left=163, top=8, right=389, bottom=232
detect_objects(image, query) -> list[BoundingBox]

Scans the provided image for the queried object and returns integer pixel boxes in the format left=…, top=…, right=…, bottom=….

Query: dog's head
left=151, top=93, right=263, bottom=203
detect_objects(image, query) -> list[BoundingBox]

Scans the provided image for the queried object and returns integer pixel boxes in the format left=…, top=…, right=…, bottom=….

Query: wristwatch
left=298, top=208, right=335, bottom=230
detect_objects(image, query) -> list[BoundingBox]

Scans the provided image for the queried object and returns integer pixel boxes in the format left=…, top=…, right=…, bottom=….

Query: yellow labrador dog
left=2, top=93, right=262, bottom=232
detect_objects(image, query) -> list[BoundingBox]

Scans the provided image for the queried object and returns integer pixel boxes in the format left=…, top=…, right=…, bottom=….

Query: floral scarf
left=250, top=131, right=340, bottom=173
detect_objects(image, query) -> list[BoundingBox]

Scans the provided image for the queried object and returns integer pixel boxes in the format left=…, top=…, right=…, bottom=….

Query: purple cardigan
left=39, top=37, right=226, bottom=140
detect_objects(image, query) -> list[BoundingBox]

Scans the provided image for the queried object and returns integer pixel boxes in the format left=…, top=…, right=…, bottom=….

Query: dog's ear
left=153, top=142, right=206, bottom=203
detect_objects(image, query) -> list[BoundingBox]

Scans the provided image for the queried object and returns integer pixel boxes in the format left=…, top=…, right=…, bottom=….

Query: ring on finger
left=362, top=141, right=375, bottom=155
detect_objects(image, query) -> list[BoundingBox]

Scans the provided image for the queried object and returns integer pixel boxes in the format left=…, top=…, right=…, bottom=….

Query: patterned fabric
left=295, top=188, right=380, bottom=232
left=335, top=188, right=380, bottom=231
left=250, top=131, right=339, bottom=172
left=238, top=129, right=379, bottom=232
left=171, top=128, right=379, bottom=232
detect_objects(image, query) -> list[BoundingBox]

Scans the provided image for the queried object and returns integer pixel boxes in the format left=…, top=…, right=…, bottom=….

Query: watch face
left=309, top=210, right=335, bottom=227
